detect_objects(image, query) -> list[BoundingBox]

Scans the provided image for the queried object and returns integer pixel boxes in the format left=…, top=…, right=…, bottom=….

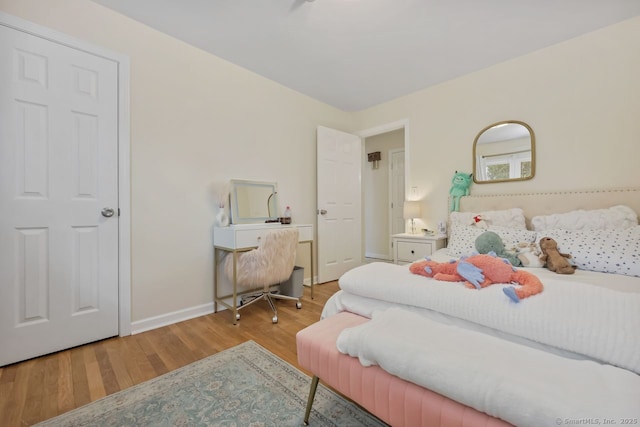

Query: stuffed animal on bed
left=539, top=237, right=576, bottom=274
left=449, top=171, right=472, bottom=212
left=475, top=231, right=522, bottom=267
left=409, top=253, right=543, bottom=302
left=470, top=214, right=489, bottom=229
left=515, top=241, right=544, bottom=268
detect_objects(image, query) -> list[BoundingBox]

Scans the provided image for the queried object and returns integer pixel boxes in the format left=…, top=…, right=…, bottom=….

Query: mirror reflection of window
left=480, top=151, right=532, bottom=181
left=473, top=121, right=535, bottom=184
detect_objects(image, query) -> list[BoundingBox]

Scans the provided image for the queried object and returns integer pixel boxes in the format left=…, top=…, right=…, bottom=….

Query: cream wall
left=0, top=0, right=353, bottom=322
left=2, top=0, right=638, bottom=327
left=354, top=16, right=640, bottom=232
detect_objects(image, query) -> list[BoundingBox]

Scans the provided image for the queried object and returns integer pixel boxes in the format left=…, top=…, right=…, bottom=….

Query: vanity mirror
left=473, top=120, right=535, bottom=184
left=229, top=179, right=279, bottom=224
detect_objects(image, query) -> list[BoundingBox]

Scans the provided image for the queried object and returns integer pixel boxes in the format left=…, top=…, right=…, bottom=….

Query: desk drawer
left=234, top=225, right=313, bottom=249
left=296, top=225, right=313, bottom=241
left=396, top=240, right=433, bottom=262
left=235, top=229, right=269, bottom=248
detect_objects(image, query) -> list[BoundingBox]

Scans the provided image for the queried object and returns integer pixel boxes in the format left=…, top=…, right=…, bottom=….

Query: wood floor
left=0, top=281, right=340, bottom=427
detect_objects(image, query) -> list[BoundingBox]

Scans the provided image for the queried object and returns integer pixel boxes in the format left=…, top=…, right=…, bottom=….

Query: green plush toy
left=449, top=171, right=473, bottom=212
left=475, top=231, right=522, bottom=267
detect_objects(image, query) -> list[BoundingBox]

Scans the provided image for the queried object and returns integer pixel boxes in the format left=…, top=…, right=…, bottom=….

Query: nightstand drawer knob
left=392, top=234, right=446, bottom=265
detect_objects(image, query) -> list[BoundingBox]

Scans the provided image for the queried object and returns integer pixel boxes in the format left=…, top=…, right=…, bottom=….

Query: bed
left=298, top=188, right=640, bottom=427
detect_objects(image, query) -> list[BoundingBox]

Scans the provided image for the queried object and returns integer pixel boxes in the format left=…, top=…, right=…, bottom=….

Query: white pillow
left=541, top=227, right=640, bottom=277
left=449, top=208, right=526, bottom=229
left=447, top=223, right=537, bottom=257
left=531, top=205, right=638, bottom=231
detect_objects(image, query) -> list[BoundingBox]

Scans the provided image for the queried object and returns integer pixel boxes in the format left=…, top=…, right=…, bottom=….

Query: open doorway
left=362, top=128, right=405, bottom=261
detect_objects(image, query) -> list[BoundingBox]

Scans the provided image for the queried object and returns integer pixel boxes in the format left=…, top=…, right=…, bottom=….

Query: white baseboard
left=365, top=252, right=391, bottom=261
left=132, top=276, right=318, bottom=334
left=303, top=276, right=317, bottom=286
left=131, top=302, right=214, bottom=335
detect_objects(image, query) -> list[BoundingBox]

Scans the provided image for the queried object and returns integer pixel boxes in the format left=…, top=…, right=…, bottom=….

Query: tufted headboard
left=459, top=187, right=640, bottom=229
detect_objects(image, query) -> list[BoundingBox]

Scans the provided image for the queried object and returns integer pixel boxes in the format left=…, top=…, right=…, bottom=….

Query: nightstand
left=392, top=233, right=447, bottom=265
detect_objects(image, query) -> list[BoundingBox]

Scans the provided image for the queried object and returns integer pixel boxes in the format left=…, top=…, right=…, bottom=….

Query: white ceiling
left=92, top=0, right=640, bottom=111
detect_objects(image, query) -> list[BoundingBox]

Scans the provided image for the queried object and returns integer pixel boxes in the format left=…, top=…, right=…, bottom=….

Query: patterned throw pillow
left=541, top=227, right=640, bottom=277
left=447, top=223, right=538, bottom=257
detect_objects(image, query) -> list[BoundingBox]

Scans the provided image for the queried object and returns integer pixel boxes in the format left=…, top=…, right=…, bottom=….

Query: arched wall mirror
left=473, top=120, right=535, bottom=184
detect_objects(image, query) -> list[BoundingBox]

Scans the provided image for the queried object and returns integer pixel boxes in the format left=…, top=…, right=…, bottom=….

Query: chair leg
left=266, top=294, right=278, bottom=323
left=236, top=292, right=267, bottom=312
left=304, top=375, right=320, bottom=425
left=270, top=293, right=302, bottom=309
left=269, top=292, right=300, bottom=302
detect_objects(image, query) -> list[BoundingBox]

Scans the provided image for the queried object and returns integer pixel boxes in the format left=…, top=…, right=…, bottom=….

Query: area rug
left=35, top=340, right=386, bottom=426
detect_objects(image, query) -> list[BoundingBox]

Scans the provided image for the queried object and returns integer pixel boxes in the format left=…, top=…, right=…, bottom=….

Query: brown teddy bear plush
left=539, top=237, right=576, bottom=274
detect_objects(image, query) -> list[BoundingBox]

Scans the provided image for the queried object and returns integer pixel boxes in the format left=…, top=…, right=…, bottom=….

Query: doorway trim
left=0, top=12, right=132, bottom=336
left=357, top=119, right=410, bottom=179
left=388, top=147, right=405, bottom=241
left=357, top=119, right=410, bottom=262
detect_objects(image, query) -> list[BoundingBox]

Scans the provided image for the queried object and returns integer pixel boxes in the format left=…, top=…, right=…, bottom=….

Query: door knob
left=319, top=209, right=327, bottom=215
left=101, top=207, right=115, bottom=218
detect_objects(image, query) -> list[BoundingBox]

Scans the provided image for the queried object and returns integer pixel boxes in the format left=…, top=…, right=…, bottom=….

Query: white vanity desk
left=213, top=223, right=314, bottom=324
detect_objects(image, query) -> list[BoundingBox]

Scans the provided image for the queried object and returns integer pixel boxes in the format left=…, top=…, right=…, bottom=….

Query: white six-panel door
left=0, top=22, right=120, bottom=366
left=316, top=126, right=362, bottom=283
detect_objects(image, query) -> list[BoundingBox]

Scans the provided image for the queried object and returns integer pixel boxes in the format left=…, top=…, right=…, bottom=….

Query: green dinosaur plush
left=449, top=171, right=472, bottom=212
left=475, top=231, right=522, bottom=267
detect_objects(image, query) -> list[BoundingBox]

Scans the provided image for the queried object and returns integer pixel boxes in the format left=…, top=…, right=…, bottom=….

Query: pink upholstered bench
left=296, top=311, right=511, bottom=427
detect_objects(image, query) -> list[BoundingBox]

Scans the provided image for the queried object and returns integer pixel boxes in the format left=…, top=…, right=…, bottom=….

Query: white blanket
left=338, top=262, right=640, bottom=374
left=337, top=308, right=640, bottom=427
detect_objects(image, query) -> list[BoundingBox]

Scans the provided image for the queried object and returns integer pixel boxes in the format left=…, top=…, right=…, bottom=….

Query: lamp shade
left=403, top=201, right=421, bottom=219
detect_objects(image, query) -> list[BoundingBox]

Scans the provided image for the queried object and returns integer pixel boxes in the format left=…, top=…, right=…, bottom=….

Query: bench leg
left=303, top=375, right=320, bottom=425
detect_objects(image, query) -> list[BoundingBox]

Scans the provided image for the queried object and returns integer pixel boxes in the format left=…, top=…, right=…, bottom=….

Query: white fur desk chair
left=224, top=228, right=302, bottom=323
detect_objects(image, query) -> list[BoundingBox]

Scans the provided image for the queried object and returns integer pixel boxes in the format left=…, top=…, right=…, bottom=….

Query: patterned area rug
left=35, top=340, right=386, bottom=427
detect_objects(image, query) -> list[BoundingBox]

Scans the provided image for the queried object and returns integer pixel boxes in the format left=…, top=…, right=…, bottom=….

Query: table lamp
left=403, top=201, right=421, bottom=234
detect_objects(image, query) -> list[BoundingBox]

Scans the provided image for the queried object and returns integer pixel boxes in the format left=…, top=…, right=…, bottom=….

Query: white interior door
left=317, top=126, right=362, bottom=283
left=390, top=149, right=405, bottom=236
left=0, top=23, right=120, bottom=366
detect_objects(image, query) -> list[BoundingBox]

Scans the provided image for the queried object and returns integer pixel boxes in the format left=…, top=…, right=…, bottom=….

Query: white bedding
left=323, top=191, right=640, bottom=425
left=337, top=307, right=640, bottom=427
left=326, top=259, right=640, bottom=374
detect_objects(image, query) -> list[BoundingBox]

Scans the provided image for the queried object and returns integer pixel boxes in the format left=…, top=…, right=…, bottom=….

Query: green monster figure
left=449, top=172, right=472, bottom=212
